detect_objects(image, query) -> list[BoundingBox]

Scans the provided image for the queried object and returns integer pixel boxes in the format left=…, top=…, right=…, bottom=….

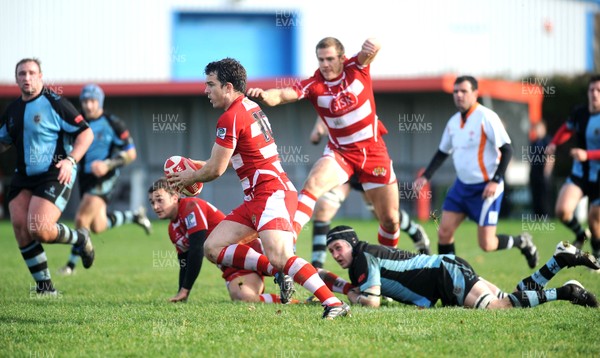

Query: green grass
left=1, top=219, right=599, bottom=357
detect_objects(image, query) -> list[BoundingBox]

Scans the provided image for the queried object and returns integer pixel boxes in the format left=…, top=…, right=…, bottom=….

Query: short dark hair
left=204, top=58, right=247, bottom=93
left=148, top=178, right=178, bottom=196
left=15, top=58, right=42, bottom=77
left=454, top=75, right=478, bottom=91
left=316, top=37, right=345, bottom=57
left=589, top=74, right=600, bottom=86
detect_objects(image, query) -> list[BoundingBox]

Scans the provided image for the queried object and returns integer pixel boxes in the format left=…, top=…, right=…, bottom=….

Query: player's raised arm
left=246, top=87, right=299, bottom=107
left=357, top=38, right=381, bottom=66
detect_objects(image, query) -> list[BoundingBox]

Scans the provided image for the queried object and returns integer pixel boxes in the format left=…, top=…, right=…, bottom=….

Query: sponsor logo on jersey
left=329, top=92, right=358, bottom=115
left=216, top=127, right=226, bottom=139
left=185, top=212, right=197, bottom=229
left=357, top=273, right=366, bottom=284
left=372, top=166, right=387, bottom=177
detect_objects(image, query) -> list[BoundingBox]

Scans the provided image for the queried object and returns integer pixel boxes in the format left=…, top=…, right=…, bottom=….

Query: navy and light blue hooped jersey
left=566, top=105, right=600, bottom=182
left=80, top=113, right=134, bottom=175
left=0, top=88, right=88, bottom=176
left=349, top=242, right=467, bottom=308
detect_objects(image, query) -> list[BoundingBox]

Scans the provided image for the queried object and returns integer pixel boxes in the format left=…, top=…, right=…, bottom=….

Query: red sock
left=259, top=293, right=281, bottom=303
left=217, top=244, right=276, bottom=276
left=284, top=256, right=341, bottom=307
left=378, top=225, right=400, bottom=247
left=317, top=268, right=355, bottom=295
left=294, top=190, right=317, bottom=235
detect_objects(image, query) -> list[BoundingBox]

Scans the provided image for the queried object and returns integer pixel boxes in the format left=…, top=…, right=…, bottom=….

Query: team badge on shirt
left=372, top=167, right=387, bottom=177
left=216, top=127, right=226, bottom=139
left=34, top=115, right=41, bottom=124
left=185, top=212, right=197, bottom=229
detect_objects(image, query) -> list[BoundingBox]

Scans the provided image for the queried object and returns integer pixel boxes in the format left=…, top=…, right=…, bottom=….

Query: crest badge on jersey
left=34, top=114, right=41, bottom=124
left=185, top=212, right=197, bottom=229
left=372, top=166, right=387, bottom=177
left=216, top=127, right=226, bottom=139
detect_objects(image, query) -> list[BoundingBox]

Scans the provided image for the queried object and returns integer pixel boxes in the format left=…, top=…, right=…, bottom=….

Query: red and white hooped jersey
left=168, top=197, right=225, bottom=254
left=215, top=96, right=295, bottom=196
left=294, top=55, right=382, bottom=149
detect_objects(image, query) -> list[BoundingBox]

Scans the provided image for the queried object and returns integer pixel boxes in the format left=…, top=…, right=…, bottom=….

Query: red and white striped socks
left=293, top=190, right=317, bottom=235
left=317, top=268, right=354, bottom=294
left=284, top=256, right=342, bottom=307
left=378, top=225, right=400, bottom=247
left=217, top=244, right=276, bottom=276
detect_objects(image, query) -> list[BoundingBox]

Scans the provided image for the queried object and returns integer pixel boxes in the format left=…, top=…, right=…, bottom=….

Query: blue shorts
left=78, top=171, right=120, bottom=203
left=443, top=179, right=504, bottom=226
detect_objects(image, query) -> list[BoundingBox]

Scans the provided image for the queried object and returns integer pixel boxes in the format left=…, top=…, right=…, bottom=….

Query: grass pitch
left=1, top=219, right=599, bottom=357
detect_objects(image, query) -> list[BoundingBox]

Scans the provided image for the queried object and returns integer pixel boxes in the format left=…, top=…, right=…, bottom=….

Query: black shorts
left=567, top=174, right=600, bottom=205
left=7, top=168, right=77, bottom=213
left=437, top=256, right=480, bottom=307
left=78, top=171, right=120, bottom=203
left=348, top=174, right=364, bottom=192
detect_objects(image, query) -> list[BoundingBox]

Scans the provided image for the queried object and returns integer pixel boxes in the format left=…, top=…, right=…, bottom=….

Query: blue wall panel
left=172, top=12, right=298, bottom=80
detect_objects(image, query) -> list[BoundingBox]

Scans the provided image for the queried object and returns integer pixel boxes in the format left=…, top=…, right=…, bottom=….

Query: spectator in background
left=528, top=120, right=554, bottom=217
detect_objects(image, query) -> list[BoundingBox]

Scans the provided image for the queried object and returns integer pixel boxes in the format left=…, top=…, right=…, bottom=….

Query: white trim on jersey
left=259, top=142, right=278, bottom=159
left=336, top=123, right=374, bottom=145
left=323, top=100, right=372, bottom=129
left=317, top=79, right=365, bottom=110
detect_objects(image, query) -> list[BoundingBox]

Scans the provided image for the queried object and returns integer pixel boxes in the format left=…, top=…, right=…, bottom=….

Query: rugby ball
left=163, top=156, right=203, bottom=196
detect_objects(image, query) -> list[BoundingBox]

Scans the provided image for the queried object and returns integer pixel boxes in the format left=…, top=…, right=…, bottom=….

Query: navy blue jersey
left=566, top=105, right=600, bottom=182
left=349, top=242, right=479, bottom=307
left=0, top=89, right=88, bottom=177
left=80, top=113, right=134, bottom=175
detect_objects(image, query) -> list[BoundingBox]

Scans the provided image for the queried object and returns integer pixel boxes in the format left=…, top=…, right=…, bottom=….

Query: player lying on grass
left=148, top=178, right=298, bottom=304
left=321, top=225, right=599, bottom=309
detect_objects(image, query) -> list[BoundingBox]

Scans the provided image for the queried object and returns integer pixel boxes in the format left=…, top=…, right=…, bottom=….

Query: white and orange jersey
left=168, top=198, right=225, bottom=254
left=439, top=103, right=511, bottom=184
left=294, top=55, right=382, bottom=149
left=215, top=96, right=295, bottom=196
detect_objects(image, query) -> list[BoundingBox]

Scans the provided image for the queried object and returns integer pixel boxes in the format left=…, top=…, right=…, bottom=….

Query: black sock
left=107, top=210, right=134, bottom=229
left=399, top=209, right=419, bottom=242
left=498, top=234, right=524, bottom=250
left=312, top=221, right=330, bottom=268
left=54, top=223, right=82, bottom=245
left=556, top=285, right=571, bottom=301
left=508, top=290, right=551, bottom=307
left=20, top=242, right=54, bottom=292
left=438, top=243, right=455, bottom=255
left=563, top=217, right=585, bottom=236
left=591, top=238, right=600, bottom=252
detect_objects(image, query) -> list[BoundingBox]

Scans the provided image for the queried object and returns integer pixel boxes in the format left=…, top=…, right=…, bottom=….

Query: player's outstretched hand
left=413, top=176, right=428, bottom=191
left=246, top=88, right=268, bottom=102
left=91, top=160, right=109, bottom=178
left=570, top=148, right=588, bottom=162
left=55, top=158, right=74, bottom=185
